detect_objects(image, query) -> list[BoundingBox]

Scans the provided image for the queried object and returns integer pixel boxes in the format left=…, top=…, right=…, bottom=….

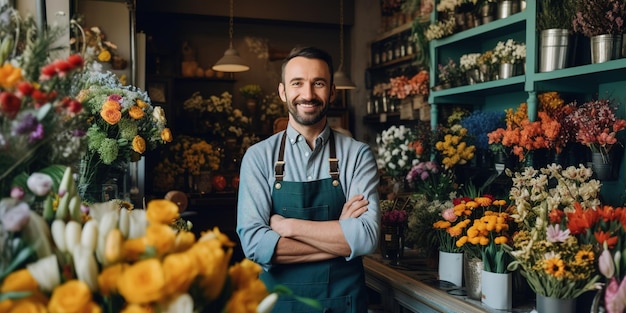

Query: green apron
left=260, top=130, right=367, bottom=313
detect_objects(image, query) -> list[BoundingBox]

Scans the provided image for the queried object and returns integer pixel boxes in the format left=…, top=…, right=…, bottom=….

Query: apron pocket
left=279, top=205, right=329, bottom=220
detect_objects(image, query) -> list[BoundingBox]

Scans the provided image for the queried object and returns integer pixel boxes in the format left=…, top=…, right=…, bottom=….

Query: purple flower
left=28, top=123, right=44, bottom=142
left=12, top=112, right=37, bottom=135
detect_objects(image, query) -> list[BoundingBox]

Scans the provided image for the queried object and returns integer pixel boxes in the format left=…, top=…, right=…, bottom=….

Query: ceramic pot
left=438, top=251, right=463, bottom=286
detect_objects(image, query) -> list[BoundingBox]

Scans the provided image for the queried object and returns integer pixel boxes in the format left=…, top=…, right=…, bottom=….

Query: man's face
left=279, top=56, right=335, bottom=126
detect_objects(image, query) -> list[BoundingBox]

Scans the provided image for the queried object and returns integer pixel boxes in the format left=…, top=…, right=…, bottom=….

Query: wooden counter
left=364, top=252, right=535, bottom=313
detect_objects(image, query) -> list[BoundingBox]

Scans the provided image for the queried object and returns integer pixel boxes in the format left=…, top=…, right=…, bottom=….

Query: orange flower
left=566, top=202, right=600, bottom=235
left=117, top=259, right=165, bottom=304
left=102, top=99, right=122, bottom=111
left=131, top=135, right=146, bottom=154
left=48, top=280, right=95, bottom=313
left=128, top=106, right=145, bottom=119
left=101, top=107, right=122, bottom=125
left=594, top=230, right=619, bottom=249
left=161, top=128, right=173, bottom=142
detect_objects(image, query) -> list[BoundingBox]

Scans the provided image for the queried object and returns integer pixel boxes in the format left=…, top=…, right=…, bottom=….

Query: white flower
left=153, top=106, right=167, bottom=124
left=27, top=172, right=54, bottom=196
left=0, top=201, right=30, bottom=232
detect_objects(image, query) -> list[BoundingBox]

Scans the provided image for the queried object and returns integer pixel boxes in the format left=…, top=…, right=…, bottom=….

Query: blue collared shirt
left=236, top=124, right=381, bottom=271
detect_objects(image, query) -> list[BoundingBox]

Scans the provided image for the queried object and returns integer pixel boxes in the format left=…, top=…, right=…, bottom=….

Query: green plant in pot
left=537, top=0, right=577, bottom=72
left=536, top=0, right=576, bottom=32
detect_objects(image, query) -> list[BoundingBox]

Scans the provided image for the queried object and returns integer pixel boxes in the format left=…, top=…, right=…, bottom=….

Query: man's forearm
left=273, top=236, right=338, bottom=263
left=278, top=219, right=352, bottom=256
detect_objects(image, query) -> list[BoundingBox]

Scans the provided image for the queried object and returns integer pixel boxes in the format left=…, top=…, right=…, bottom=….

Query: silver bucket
left=497, top=0, right=519, bottom=19
left=591, top=34, right=622, bottom=64
left=540, top=29, right=570, bottom=72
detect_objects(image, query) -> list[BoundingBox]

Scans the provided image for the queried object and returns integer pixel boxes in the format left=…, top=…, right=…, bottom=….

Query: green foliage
left=537, top=0, right=577, bottom=31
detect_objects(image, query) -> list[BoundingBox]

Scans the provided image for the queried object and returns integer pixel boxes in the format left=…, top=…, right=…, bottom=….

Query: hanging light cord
left=228, top=0, right=234, bottom=49
left=338, top=0, right=345, bottom=71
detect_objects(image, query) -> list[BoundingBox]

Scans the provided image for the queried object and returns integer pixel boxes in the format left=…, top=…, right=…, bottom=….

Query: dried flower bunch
left=563, top=98, right=626, bottom=161
left=425, top=17, right=456, bottom=41
left=437, top=58, right=462, bottom=84
left=573, top=0, right=626, bottom=37
left=259, top=92, right=288, bottom=123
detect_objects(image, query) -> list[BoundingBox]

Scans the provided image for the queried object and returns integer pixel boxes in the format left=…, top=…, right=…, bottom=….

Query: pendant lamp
left=212, top=0, right=249, bottom=72
left=333, top=0, right=356, bottom=90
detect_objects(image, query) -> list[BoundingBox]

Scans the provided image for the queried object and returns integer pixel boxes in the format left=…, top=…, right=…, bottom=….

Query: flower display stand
left=481, top=270, right=512, bottom=310
left=438, top=251, right=463, bottom=286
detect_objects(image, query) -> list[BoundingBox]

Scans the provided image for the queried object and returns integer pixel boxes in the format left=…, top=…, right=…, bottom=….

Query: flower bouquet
left=259, top=92, right=288, bottom=125
left=406, top=160, right=456, bottom=201
left=460, top=110, right=506, bottom=158
left=487, top=102, right=549, bottom=163
left=152, top=135, right=223, bottom=193
left=563, top=98, right=626, bottom=164
left=375, top=125, right=423, bottom=179
left=388, top=70, right=430, bottom=100
left=77, top=71, right=172, bottom=202
left=493, top=39, right=526, bottom=64
left=456, top=196, right=512, bottom=273
left=239, top=84, right=263, bottom=100
left=436, top=58, right=462, bottom=87
left=435, top=124, right=476, bottom=170
left=0, top=166, right=284, bottom=312
left=584, top=205, right=626, bottom=312
left=507, top=164, right=601, bottom=299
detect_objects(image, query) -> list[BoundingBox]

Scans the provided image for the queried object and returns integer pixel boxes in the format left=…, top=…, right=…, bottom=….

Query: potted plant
left=572, top=0, right=626, bottom=63
left=536, top=0, right=577, bottom=72
left=492, top=39, right=526, bottom=78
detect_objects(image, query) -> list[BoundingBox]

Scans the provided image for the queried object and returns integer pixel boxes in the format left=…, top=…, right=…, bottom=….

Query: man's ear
left=330, top=84, right=337, bottom=103
left=278, top=83, right=286, bottom=102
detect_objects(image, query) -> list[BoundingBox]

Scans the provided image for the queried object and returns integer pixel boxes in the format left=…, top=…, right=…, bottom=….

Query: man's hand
left=340, top=194, right=369, bottom=220
left=270, top=214, right=290, bottom=236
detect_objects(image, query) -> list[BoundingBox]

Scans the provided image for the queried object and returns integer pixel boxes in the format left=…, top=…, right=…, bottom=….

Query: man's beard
left=287, top=99, right=328, bottom=126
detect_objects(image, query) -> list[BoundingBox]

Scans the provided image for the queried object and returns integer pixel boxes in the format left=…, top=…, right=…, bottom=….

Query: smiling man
left=236, top=46, right=381, bottom=313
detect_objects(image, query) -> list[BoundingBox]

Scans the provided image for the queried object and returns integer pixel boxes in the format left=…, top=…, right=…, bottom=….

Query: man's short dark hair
left=281, top=46, right=334, bottom=85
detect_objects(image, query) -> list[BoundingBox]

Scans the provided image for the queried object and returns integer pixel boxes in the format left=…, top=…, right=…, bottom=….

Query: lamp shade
left=333, top=70, right=356, bottom=90
left=212, top=48, right=250, bottom=72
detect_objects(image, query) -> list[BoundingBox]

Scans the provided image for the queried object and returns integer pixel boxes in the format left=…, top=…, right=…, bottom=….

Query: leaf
left=0, top=291, right=32, bottom=302
left=0, top=246, right=35, bottom=281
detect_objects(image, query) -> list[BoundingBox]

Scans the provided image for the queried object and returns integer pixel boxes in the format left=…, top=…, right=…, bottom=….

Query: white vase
left=481, top=270, right=512, bottom=310
left=438, top=251, right=463, bottom=286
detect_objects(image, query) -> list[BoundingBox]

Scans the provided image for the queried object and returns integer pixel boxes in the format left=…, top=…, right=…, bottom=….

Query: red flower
left=16, top=81, right=34, bottom=96
left=0, top=91, right=21, bottom=119
left=566, top=202, right=600, bottom=235
left=549, top=208, right=565, bottom=224
left=67, top=54, right=84, bottom=68
left=594, top=230, right=619, bottom=249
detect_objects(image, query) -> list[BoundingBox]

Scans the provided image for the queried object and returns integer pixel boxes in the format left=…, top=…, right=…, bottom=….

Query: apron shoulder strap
left=275, top=131, right=287, bottom=182
left=274, top=129, right=339, bottom=183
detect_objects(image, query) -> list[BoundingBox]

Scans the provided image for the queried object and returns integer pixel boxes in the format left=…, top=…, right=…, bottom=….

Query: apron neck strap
left=274, top=130, right=339, bottom=182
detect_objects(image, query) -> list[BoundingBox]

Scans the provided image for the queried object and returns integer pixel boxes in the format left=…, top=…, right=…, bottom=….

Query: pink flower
left=604, top=277, right=626, bottom=313
left=1, top=201, right=31, bottom=232
left=442, top=208, right=457, bottom=223
left=26, top=172, right=53, bottom=196
left=10, top=186, right=24, bottom=200
left=546, top=224, right=571, bottom=242
left=599, top=248, right=615, bottom=279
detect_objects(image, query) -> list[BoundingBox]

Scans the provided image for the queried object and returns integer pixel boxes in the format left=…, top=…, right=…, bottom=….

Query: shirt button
left=307, top=176, right=312, bottom=180
left=305, top=152, right=309, bottom=157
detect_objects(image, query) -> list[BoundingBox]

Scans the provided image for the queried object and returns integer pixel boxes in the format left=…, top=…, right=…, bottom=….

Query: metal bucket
left=591, top=34, right=622, bottom=64
left=497, top=0, right=519, bottom=19
left=540, top=29, right=570, bottom=72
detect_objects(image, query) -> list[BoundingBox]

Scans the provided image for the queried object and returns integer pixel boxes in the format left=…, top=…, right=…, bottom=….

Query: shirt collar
left=285, top=123, right=331, bottom=146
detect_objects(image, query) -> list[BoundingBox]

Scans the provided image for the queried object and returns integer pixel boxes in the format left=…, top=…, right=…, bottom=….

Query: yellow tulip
left=146, top=224, right=176, bottom=256
left=98, top=263, right=127, bottom=296
left=162, top=252, right=199, bottom=297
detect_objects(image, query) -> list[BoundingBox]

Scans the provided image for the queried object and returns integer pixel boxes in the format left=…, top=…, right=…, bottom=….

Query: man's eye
left=291, top=82, right=301, bottom=87
left=314, top=81, right=325, bottom=87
